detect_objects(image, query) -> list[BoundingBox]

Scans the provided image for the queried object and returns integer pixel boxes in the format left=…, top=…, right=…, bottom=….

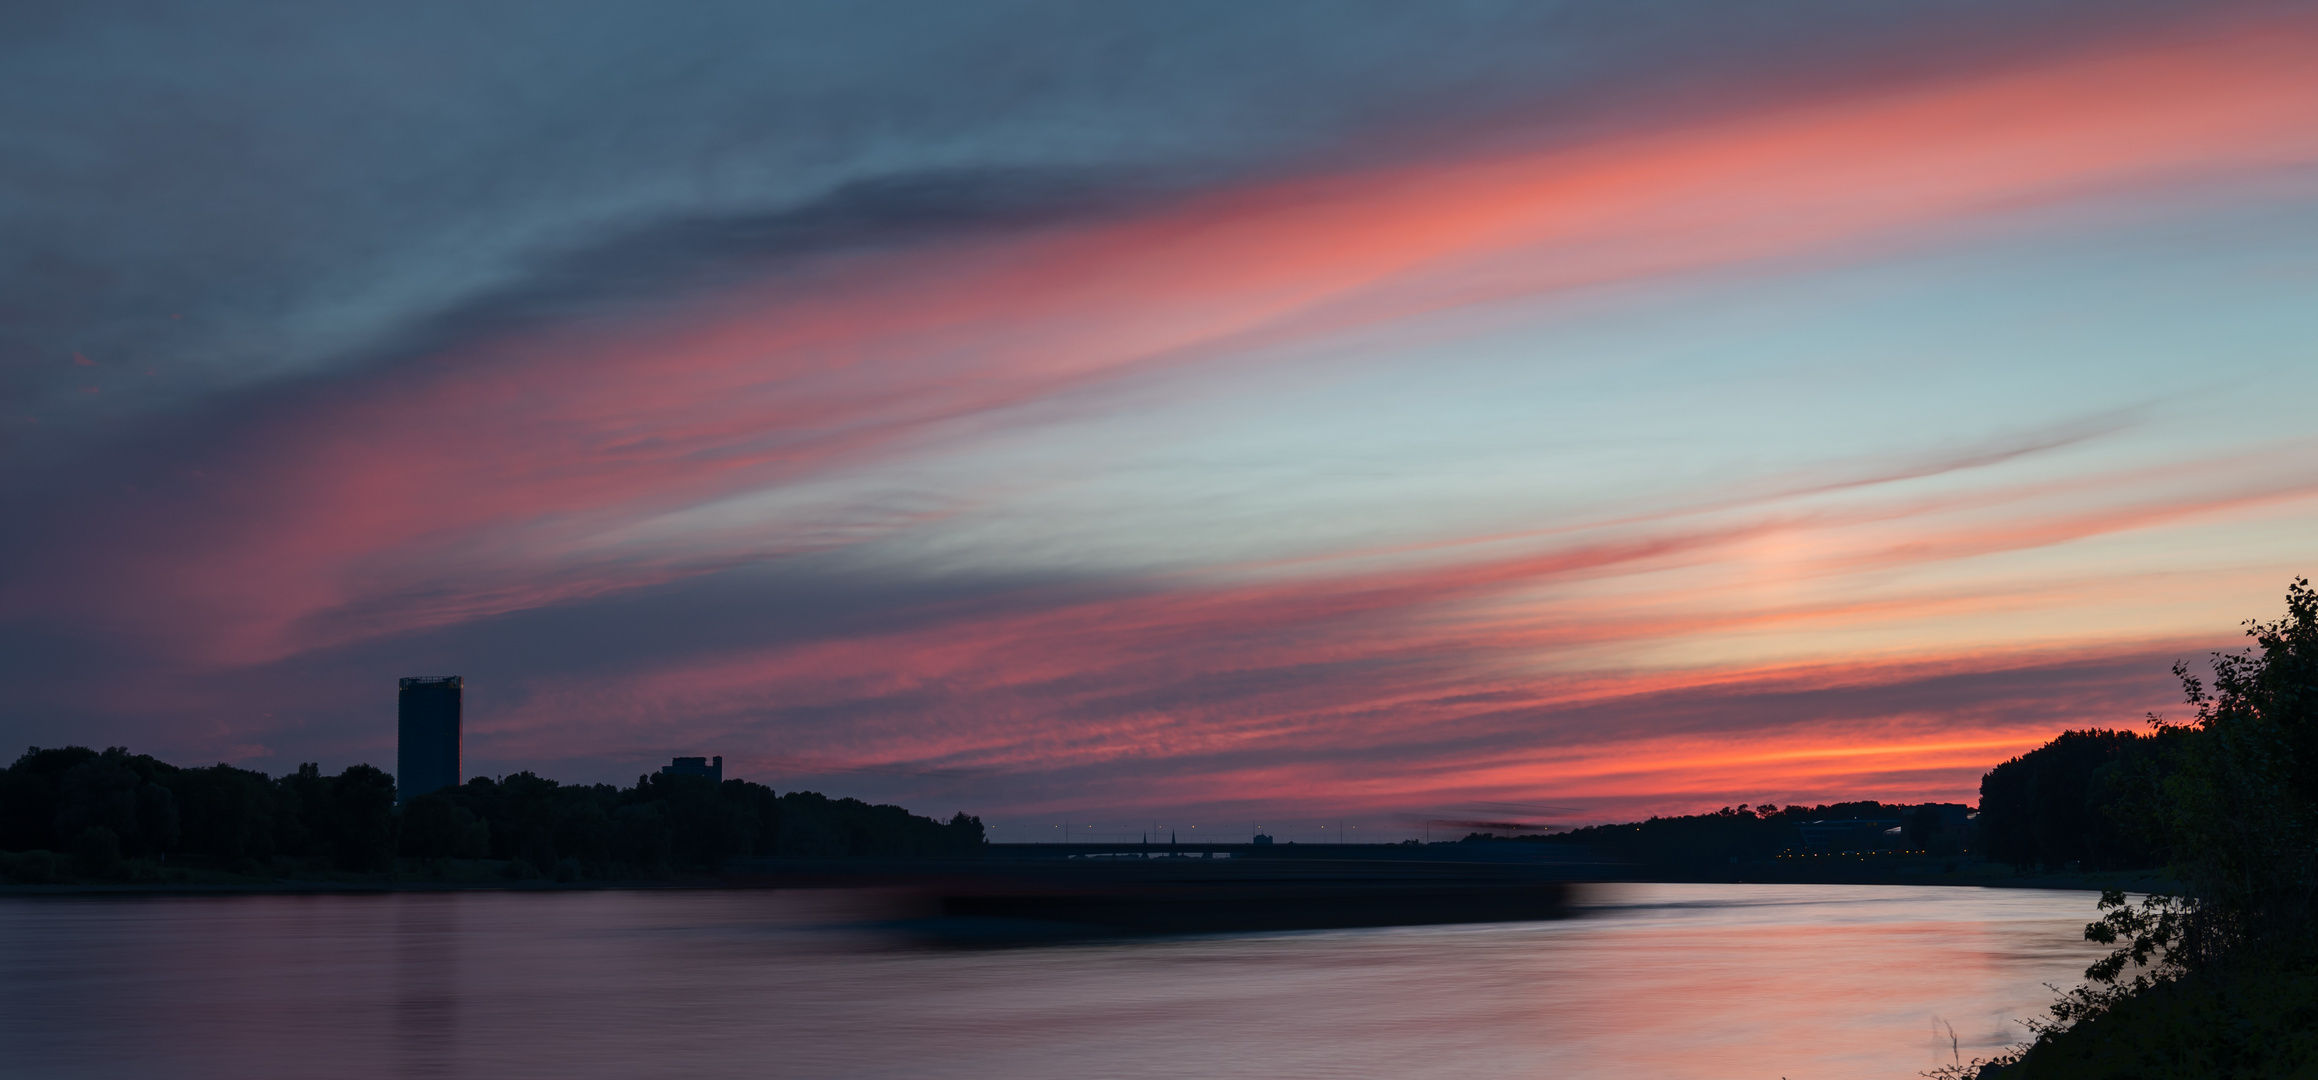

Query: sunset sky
left=6, top=1, right=2315, bottom=836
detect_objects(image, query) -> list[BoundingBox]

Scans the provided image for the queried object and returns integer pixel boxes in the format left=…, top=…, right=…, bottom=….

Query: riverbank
left=1, top=845, right=2173, bottom=898
left=1984, top=948, right=2318, bottom=1078
left=0, top=850, right=730, bottom=895
left=1632, top=857, right=2180, bottom=894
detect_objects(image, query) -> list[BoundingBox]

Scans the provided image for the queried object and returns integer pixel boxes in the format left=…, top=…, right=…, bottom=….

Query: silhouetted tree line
left=0, top=748, right=983, bottom=880
left=1974, top=727, right=2186, bottom=873
left=0, top=747, right=396, bottom=877
left=1483, top=800, right=1970, bottom=867
left=1960, top=579, right=2318, bottom=1077
left=402, top=771, right=985, bottom=875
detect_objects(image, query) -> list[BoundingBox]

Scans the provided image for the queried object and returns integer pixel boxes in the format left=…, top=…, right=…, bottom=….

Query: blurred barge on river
left=720, top=842, right=1608, bottom=938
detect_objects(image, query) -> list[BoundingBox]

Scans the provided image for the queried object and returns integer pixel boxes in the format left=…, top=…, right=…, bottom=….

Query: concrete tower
left=396, top=676, right=463, bottom=803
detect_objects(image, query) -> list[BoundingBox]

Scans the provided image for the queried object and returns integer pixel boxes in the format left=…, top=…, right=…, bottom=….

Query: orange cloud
left=23, top=11, right=2317, bottom=815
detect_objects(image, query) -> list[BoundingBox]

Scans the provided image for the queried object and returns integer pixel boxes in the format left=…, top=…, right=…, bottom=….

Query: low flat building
left=661, top=755, right=723, bottom=784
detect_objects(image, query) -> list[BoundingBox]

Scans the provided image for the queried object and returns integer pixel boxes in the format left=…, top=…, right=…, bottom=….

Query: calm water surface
left=0, top=883, right=2104, bottom=1079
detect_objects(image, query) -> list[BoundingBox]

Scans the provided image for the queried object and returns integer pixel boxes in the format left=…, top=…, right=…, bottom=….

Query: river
left=0, top=882, right=2105, bottom=1079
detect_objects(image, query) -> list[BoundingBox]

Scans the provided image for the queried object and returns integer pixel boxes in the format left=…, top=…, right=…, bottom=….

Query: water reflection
left=392, top=896, right=462, bottom=1078
left=0, top=884, right=2104, bottom=1079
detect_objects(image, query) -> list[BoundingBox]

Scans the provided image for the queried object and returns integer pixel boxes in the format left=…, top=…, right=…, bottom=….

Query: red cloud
left=17, top=13, right=2317, bottom=814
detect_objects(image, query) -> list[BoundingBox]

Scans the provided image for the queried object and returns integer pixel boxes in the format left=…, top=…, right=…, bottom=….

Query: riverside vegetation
left=0, top=751, right=985, bottom=886
left=1936, top=579, right=2318, bottom=1078
left=8, top=585, right=2316, bottom=1070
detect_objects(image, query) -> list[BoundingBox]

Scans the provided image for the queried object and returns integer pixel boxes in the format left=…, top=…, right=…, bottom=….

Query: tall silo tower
left=396, top=676, right=463, bottom=803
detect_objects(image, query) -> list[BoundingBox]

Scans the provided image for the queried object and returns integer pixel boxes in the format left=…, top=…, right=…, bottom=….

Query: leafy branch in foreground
left=1938, top=578, right=2318, bottom=1078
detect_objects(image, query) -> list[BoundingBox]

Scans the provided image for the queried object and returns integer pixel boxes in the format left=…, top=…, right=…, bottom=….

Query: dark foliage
left=5, top=746, right=180, bottom=859
left=169, top=764, right=286, bottom=862
left=2155, top=577, right=2318, bottom=931
left=70, top=825, right=122, bottom=879
left=1977, top=728, right=2170, bottom=872
left=329, top=764, right=399, bottom=871
left=775, top=790, right=987, bottom=857
left=1506, top=801, right=1968, bottom=869
left=1960, top=579, right=2318, bottom=1078
left=1, top=746, right=987, bottom=880
left=398, top=792, right=490, bottom=860
left=426, top=772, right=984, bottom=873
left=0, top=748, right=426, bottom=872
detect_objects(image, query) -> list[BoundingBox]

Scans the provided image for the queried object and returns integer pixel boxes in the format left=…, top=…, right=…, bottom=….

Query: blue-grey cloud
left=1, top=0, right=2297, bottom=824
left=3, top=0, right=2195, bottom=418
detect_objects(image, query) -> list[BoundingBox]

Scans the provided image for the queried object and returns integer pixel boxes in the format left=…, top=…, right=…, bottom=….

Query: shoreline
left=0, top=855, right=2177, bottom=899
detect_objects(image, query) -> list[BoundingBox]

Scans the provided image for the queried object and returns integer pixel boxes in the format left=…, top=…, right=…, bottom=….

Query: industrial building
left=661, top=755, right=723, bottom=784
left=397, top=676, right=463, bottom=803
